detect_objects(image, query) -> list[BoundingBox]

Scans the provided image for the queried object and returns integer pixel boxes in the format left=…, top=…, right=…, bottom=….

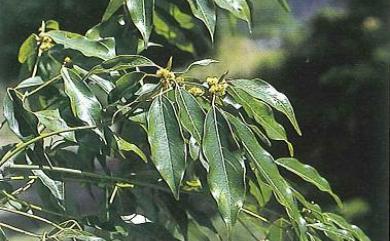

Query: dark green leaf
left=214, top=0, right=251, bottom=29
left=224, top=112, right=308, bottom=240
left=324, top=213, right=371, bottom=241
left=231, top=78, right=301, bottom=135
left=3, top=89, right=38, bottom=141
left=102, top=0, right=124, bottom=22
left=249, top=178, right=272, bottom=208
left=276, top=158, right=342, bottom=208
left=61, top=68, right=102, bottom=134
left=202, top=106, right=245, bottom=226
left=309, top=223, right=354, bottom=241
left=109, top=71, right=145, bottom=102
left=126, top=0, right=154, bottom=46
left=46, top=30, right=116, bottom=60
left=147, top=95, right=186, bottom=199
left=186, top=0, right=216, bottom=40
left=179, top=59, right=219, bottom=73
left=0, top=227, right=8, bottom=241
left=277, top=0, right=291, bottom=12
left=34, top=109, right=76, bottom=142
left=228, top=86, right=294, bottom=155
left=74, top=65, right=115, bottom=94
left=176, top=87, right=205, bottom=143
left=266, top=218, right=290, bottom=241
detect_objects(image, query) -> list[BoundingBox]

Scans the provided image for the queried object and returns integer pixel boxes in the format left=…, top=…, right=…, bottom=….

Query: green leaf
left=34, top=109, right=76, bottom=142
left=126, top=0, right=154, bottom=46
left=249, top=178, right=272, bottom=208
left=309, top=223, right=354, bottom=241
left=214, top=0, right=251, bottom=29
left=109, top=72, right=145, bottom=102
left=15, top=76, right=44, bottom=89
left=179, top=59, right=219, bottom=73
left=228, top=86, right=294, bottom=155
left=0, top=227, right=8, bottom=241
left=231, top=78, right=302, bottom=135
left=3, top=89, right=38, bottom=141
left=116, top=136, right=147, bottom=162
left=85, top=55, right=157, bottom=79
left=46, top=30, right=115, bottom=60
left=277, top=0, right=291, bottom=12
left=102, top=0, right=124, bottom=22
left=61, top=68, right=102, bottom=133
left=147, top=95, right=186, bottom=199
left=55, top=229, right=106, bottom=241
left=323, top=213, right=371, bottom=241
left=176, top=87, right=205, bottom=143
left=45, top=20, right=60, bottom=30
left=202, top=106, right=245, bottom=227
left=74, top=65, right=115, bottom=94
left=18, top=34, right=37, bottom=64
left=224, top=112, right=308, bottom=240
left=186, top=0, right=216, bottom=40
left=266, top=218, right=290, bottom=241
left=275, top=157, right=343, bottom=208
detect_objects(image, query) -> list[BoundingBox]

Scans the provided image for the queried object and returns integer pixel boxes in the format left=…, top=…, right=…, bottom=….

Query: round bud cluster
left=206, top=76, right=228, bottom=96
left=63, top=56, right=73, bottom=68
left=156, top=68, right=178, bottom=89
left=38, top=35, right=55, bottom=52
left=188, top=87, right=205, bottom=96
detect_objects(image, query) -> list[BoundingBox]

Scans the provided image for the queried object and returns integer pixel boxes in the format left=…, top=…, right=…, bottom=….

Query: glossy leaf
left=324, top=213, right=371, bottom=241
left=176, top=87, right=205, bottom=143
left=249, top=178, right=272, bottom=208
left=202, top=106, right=245, bottom=226
left=61, top=68, right=102, bottom=129
left=147, top=95, right=186, bottom=199
left=228, top=86, right=294, bottom=155
left=214, top=0, right=251, bottom=29
left=74, top=65, right=115, bottom=94
left=46, top=30, right=116, bottom=60
left=276, top=157, right=342, bottom=208
left=224, top=112, right=308, bottom=240
left=126, top=0, right=154, bottom=46
left=231, top=78, right=301, bottom=135
left=186, top=0, right=216, bottom=40
left=309, top=223, right=354, bottom=241
left=34, top=109, right=76, bottom=142
left=15, top=76, right=44, bottom=89
left=102, top=0, right=124, bottom=22
left=3, top=89, right=38, bottom=141
left=110, top=72, right=145, bottom=102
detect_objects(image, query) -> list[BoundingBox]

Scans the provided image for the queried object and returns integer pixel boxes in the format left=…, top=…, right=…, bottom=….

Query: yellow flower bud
left=206, top=77, right=219, bottom=86
left=188, top=87, right=204, bottom=96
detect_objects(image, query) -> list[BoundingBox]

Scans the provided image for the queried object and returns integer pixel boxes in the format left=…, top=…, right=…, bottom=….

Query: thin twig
left=0, top=222, right=41, bottom=238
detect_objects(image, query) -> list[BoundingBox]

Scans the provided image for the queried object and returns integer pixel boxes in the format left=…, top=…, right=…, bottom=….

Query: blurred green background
left=0, top=0, right=388, bottom=240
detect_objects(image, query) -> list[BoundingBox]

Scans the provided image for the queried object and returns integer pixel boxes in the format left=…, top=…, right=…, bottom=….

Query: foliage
left=0, top=0, right=372, bottom=240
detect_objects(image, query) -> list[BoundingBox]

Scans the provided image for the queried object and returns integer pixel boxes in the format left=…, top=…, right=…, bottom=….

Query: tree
left=0, top=1, right=371, bottom=240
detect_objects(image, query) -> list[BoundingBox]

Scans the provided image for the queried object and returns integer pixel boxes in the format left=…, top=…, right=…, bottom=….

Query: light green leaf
left=214, top=0, right=251, bottom=29
left=179, top=59, right=219, bottom=73
left=249, top=177, right=272, bottom=208
left=45, top=20, right=60, bottom=30
left=102, top=0, right=124, bottom=22
left=34, top=109, right=76, bottom=142
left=15, top=76, right=44, bottom=89
left=186, top=0, right=216, bottom=40
left=202, top=106, right=245, bottom=227
left=126, top=0, right=154, bottom=46
left=116, top=136, right=147, bottom=162
left=224, top=112, right=308, bottom=240
left=85, top=55, right=157, bottom=79
left=46, top=30, right=115, bottom=60
left=275, top=157, right=342, bottom=208
left=176, top=87, right=205, bottom=143
left=147, top=96, right=186, bottom=199
left=228, top=86, right=294, bottom=155
left=61, top=68, right=103, bottom=137
left=266, top=218, right=290, bottom=241
left=231, top=78, right=301, bottom=135
left=324, top=213, right=371, bottom=241
left=18, top=34, right=37, bottom=64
